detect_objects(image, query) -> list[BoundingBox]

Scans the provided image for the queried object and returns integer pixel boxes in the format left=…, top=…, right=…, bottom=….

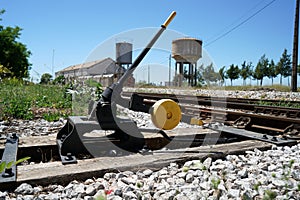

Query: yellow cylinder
left=162, top=11, right=177, bottom=28
left=150, top=99, right=181, bottom=130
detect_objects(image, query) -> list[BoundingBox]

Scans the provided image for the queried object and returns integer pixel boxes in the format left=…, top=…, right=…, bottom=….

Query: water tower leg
left=179, top=62, right=183, bottom=87
left=191, top=63, right=194, bottom=86
left=194, top=62, right=197, bottom=86
left=188, top=63, right=192, bottom=86
left=175, top=62, right=178, bottom=86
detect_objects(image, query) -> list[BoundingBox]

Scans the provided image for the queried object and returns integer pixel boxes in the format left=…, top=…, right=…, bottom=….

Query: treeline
left=0, top=10, right=31, bottom=80
left=196, top=49, right=300, bottom=87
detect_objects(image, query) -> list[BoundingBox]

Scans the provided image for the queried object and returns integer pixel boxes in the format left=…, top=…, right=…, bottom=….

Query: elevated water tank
left=172, top=38, right=202, bottom=63
left=116, top=42, right=133, bottom=65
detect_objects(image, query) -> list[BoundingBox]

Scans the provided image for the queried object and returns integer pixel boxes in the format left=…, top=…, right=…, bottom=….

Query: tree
left=267, top=59, right=277, bottom=85
left=276, top=49, right=292, bottom=85
left=0, top=10, right=31, bottom=79
left=254, top=54, right=269, bottom=86
left=202, top=63, right=219, bottom=85
left=53, top=75, right=66, bottom=85
left=240, top=61, right=252, bottom=86
left=247, top=62, right=254, bottom=85
left=226, top=64, right=240, bottom=86
left=218, top=66, right=227, bottom=86
left=40, top=73, right=52, bottom=84
left=195, top=64, right=205, bottom=86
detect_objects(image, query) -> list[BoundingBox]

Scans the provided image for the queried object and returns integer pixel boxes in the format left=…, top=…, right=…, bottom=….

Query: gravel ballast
left=0, top=144, right=299, bottom=199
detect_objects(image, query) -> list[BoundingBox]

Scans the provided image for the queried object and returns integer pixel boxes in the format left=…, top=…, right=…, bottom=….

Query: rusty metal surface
left=122, top=92, right=300, bottom=119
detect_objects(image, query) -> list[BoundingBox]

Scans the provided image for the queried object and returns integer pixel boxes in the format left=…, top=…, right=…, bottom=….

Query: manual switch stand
left=57, top=11, right=177, bottom=164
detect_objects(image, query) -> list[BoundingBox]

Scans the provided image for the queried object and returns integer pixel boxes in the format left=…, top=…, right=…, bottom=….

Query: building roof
left=57, top=57, right=115, bottom=73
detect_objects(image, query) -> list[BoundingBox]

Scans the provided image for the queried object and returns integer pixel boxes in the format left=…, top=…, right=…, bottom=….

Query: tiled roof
left=57, top=58, right=114, bottom=73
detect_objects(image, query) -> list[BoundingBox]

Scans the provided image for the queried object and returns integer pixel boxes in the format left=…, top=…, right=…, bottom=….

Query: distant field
left=135, top=82, right=299, bottom=92
left=222, top=84, right=299, bottom=92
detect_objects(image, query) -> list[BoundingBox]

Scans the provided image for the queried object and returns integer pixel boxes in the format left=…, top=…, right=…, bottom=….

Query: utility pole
left=52, top=49, right=55, bottom=77
left=169, top=54, right=171, bottom=86
left=291, top=0, right=299, bottom=92
left=148, top=65, right=150, bottom=84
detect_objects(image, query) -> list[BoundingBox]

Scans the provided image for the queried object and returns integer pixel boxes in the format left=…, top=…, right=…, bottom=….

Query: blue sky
left=1, top=0, right=298, bottom=86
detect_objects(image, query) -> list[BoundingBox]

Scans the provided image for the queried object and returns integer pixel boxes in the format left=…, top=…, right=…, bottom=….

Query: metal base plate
left=207, top=124, right=297, bottom=146
left=0, top=134, right=19, bottom=183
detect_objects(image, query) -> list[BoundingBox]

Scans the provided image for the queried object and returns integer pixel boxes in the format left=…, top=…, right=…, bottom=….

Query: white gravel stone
left=185, top=173, right=194, bottom=183
left=15, top=183, right=34, bottom=195
left=85, top=185, right=96, bottom=196
left=104, top=172, right=116, bottom=180
left=272, top=179, right=286, bottom=187
left=121, top=177, right=136, bottom=185
left=175, top=178, right=186, bottom=186
left=53, top=185, right=64, bottom=193
left=200, top=181, right=211, bottom=190
left=158, top=168, right=168, bottom=175
left=46, top=192, right=60, bottom=200
left=142, top=169, right=153, bottom=176
left=268, top=164, right=277, bottom=171
left=202, top=157, right=212, bottom=169
left=0, top=191, right=8, bottom=199
left=227, top=188, right=240, bottom=198
left=217, top=183, right=227, bottom=192
left=84, top=178, right=94, bottom=185
left=84, top=196, right=94, bottom=200
left=32, top=186, right=42, bottom=194
left=74, top=183, right=85, bottom=194
left=176, top=172, right=187, bottom=179
left=123, top=191, right=137, bottom=199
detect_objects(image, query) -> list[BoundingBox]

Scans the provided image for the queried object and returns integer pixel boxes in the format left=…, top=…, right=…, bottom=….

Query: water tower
left=115, top=42, right=134, bottom=86
left=116, top=42, right=133, bottom=69
left=172, top=38, right=202, bottom=86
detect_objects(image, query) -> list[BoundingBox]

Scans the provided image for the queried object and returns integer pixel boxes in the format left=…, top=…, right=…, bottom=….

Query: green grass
left=0, top=79, right=72, bottom=120
left=211, top=178, right=221, bottom=190
left=263, top=190, right=277, bottom=200
left=0, top=78, right=103, bottom=121
left=182, top=166, right=189, bottom=172
left=257, top=100, right=300, bottom=108
left=0, top=157, right=31, bottom=173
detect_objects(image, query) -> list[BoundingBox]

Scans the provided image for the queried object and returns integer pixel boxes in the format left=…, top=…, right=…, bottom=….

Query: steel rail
left=122, top=92, right=300, bottom=119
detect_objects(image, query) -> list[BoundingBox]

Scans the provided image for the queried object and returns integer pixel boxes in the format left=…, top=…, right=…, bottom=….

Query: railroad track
left=124, top=92, right=300, bottom=137
left=1, top=91, right=299, bottom=190
left=122, top=92, right=300, bottom=118
left=2, top=12, right=298, bottom=196
left=0, top=128, right=241, bottom=189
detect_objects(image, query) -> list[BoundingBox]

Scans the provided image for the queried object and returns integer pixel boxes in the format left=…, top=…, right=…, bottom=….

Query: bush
left=53, top=75, right=66, bottom=85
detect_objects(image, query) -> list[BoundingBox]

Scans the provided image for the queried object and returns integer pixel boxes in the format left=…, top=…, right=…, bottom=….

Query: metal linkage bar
left=99, top=12, right=176, bottom=104
left=0, top=133, right=19, bottom=183
left=206, top=124, right=297, bottom=146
